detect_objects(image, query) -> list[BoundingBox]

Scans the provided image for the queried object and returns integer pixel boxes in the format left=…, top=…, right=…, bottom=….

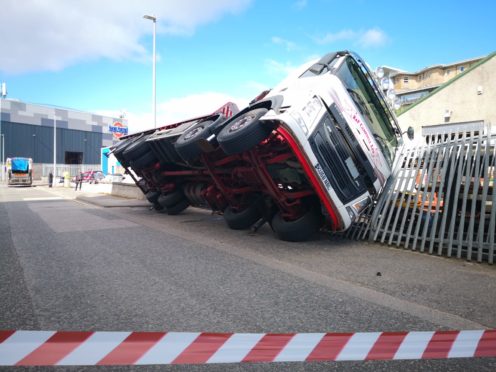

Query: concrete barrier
left=111, top=182, right=145, bottom=200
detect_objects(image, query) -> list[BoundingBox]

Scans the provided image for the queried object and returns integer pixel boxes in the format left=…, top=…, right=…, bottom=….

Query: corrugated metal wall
left=2, top=121, right=102, bottom=164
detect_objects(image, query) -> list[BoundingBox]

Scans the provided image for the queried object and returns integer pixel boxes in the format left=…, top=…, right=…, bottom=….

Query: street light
left=0, top=82, right=7, bottom=182
left=52, top=111, right=58, bottom=178
left=143, top=14, right=157, bottom=128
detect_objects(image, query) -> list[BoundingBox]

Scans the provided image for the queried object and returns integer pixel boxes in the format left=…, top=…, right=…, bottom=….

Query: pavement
left=0, top=182, right=495, bottom=371
left=32, top=181, right=150, bottom=208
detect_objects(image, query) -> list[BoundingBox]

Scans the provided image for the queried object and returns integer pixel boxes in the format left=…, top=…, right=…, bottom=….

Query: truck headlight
left=346, top=206, right=355, bottom=221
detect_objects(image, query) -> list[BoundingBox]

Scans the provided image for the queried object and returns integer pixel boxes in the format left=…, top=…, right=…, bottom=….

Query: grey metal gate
left=346, top=130, right=496, bottom=264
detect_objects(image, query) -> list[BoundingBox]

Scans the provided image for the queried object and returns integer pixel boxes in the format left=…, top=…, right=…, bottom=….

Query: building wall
left=398, top=55, right=496, bottom=137
left=2, top=121, right=102, bottom=164
left=0, top=98, right=127, bottom=169
left=393, top=60, right=481, bottom=93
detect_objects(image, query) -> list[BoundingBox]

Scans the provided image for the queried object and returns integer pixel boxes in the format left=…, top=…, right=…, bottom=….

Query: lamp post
left=0, top=82, right=7, bottom=182
left=53, top=113, right=57, bottom=177
left=83, top=137, right=87, bottom=166
left=143, top=14, right=157, bottom=129
left=32, top=134, right=36, bottom=162
left=0, top=134, right=4, bottom=182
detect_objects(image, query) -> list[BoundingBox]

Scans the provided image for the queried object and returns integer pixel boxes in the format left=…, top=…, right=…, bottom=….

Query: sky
left=0, top=0, right=494, bottom=134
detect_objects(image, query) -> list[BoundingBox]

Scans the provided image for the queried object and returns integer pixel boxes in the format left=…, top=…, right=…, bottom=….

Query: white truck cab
left=222, top=51, right=402, bottom=230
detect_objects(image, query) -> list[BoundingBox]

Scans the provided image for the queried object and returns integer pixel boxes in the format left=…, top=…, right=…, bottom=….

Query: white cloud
left=265, top=53, right=320, bottom=78
left=265, top=59, right=298, bottom=76
left=314, top=27, right=388, bottom=48
left=357, top=28, right=389, bottom=48
left=98, top=91, right=250, bottom=134
left=157, top=92, right=249, bottom=125
left=293, top=0, right=308, bottom=10
left=244, top=80, right=270, bottom=94
left=0, top=0, right=252, bottom=74
left=271, top=36, right=298, bottom=52
left=315, top=30, right=356, bottom=44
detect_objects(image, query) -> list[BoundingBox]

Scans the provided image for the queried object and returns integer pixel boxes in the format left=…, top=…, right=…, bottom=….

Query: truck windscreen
left=335, top=57, right=398, bottom=164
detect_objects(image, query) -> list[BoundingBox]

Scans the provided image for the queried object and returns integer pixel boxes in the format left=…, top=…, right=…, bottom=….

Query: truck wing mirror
left=404, top=126, right=414, bottom=140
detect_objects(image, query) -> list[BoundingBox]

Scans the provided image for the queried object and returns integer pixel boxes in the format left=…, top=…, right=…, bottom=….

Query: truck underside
left=112, top=111, right=338, bottom=242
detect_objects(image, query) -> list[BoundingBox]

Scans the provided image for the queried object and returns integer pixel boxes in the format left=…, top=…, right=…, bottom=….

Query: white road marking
left=23, top=197, right=64, bottom=201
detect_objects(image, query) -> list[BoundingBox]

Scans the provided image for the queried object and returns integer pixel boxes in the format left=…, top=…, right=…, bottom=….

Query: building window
left=459, top=66, right=465, bottom=72
left=446, top=69, right=451, bottom=76
left=403, top=76, right=409, bottom=84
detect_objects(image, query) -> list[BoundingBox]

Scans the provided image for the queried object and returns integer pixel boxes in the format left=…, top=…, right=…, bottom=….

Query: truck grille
left=317, top=135, right=348, bottom=191
left=309, top=115, right=367, bottom=204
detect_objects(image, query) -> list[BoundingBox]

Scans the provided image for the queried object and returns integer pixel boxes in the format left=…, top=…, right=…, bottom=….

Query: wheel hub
left=229, top=114, right=254, bottom=133
left=184, top=125, right=204, bottom=140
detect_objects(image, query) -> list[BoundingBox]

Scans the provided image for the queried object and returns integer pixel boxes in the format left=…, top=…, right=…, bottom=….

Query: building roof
left=391, top=56, right=485, bottom=77
left=380, top=65, right=406, bottom=75
left=396, top=85, right=440, bottom=96
left=398, top=51, right=496, bottom=115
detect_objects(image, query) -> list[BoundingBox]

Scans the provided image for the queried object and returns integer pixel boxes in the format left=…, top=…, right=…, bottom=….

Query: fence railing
left=41, top=164, right=101, bottom=178
left=346, top=130, right=495, bottom=264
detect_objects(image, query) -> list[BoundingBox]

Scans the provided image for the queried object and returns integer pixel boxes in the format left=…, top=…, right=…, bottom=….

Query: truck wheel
left=217, top=108, right=271, bottom=155
left=271, top=209, right=322, bottom=242
left=158, top=190, right=185, bottom=208
left=175, top=116, right=225, bottom=161
left=145, top=191, right=160, bottom=204
left=113, top=138, right=135, bottom=166
left=137, top=179, right=149, bottom=193
left=112, top=138, right=131, bottom=158
left=153, top=202, right=164, bottom=211
left=130, top=151, right=157, bottom=170
left=223, top=204, right=262, bottom=230
left=122, top=135, right=150, bottom=162
left=166, top=199, right=190, bottom=215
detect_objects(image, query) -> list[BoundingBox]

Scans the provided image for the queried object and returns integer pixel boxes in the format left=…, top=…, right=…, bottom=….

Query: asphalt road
left=0, top=184, right=495, bottom=371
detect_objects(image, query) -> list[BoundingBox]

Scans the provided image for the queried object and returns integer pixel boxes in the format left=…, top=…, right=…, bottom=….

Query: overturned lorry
left=112, top=51, right=403, bottom=241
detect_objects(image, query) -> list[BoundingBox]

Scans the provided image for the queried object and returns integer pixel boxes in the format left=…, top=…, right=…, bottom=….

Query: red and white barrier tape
left=0, top=329, right=495, bottom=366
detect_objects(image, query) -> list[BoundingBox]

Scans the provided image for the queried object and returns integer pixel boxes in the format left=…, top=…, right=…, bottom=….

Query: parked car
left=103, top=173, right=125, bottom=183
left=111, top=51, right=404, bottom=241
left=72, top=170, right=105, bottom=184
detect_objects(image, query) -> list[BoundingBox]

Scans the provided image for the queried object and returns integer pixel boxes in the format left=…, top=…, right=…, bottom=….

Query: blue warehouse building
left=0, top=98, right=128, bottom=179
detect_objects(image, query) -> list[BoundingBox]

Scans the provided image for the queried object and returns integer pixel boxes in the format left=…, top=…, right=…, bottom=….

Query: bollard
left=63, top=171, right=70, bottom=188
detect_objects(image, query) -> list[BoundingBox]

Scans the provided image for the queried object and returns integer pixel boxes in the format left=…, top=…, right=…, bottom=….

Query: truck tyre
left=153, top=202, right=164, bottom=211
left=130, top=151, right=157, bottom=170
left=217, top=108, right=271, bottom=155
left=175, top=116, right=225, bottom=162
left=158, top=190, right=185, bottom=208
left=223, top=204, right=262, bottom=230
left=166, top=198, right=190, bottom=215
left=145, top=190, right=160, bottom=204
left=271, top=209, right=321, bottom=242
left=122, top=135, right=150, bottom=162
left=137, top=179, right=149, bottom=193
left=113, top=138, right=137, bottom=166
left=112, top=138, right=131, bottom=157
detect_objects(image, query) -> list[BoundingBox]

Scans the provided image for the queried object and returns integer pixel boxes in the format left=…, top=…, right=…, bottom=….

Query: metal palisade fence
left=41, top=163, right=100, bottom=178
left=347, top=129, right=496, bottom=264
